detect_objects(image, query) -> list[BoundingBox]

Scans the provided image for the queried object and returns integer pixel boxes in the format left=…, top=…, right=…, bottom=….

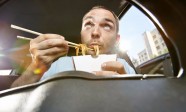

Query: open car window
left=118, top=6, right=173, bottom=76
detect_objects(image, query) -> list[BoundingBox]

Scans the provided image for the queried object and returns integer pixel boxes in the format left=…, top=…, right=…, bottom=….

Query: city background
left=119, top=6, right=169, bottom=67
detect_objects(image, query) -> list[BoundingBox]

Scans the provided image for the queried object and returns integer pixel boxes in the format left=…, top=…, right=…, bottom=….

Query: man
left=11, top=6, right=135, bottom=87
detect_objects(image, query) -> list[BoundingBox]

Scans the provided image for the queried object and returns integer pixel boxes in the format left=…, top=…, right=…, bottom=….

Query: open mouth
left=88, top=44, right=101, bottom=56
left=89, top=43, right=102, bottom=49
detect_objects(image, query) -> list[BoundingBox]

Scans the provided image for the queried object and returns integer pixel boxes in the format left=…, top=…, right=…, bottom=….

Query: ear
left=116, top=34, right=120, bottom=43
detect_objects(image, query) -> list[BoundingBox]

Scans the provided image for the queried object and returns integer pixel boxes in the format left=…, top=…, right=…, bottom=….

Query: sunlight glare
left=0, top=70, right=12, bottom=75
left=119, top=39, right=131, bottom=52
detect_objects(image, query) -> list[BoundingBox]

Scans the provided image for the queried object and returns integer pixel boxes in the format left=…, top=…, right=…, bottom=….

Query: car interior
left=0, top=0, right=185, bottom=111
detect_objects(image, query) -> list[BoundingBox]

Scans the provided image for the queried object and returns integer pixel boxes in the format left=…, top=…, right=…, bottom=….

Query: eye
left=84, top=22, right=94, bottom=28
left=103, top=24, right=112, bottom=31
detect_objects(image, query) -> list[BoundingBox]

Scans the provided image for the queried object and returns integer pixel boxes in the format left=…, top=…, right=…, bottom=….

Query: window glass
left=118, top=6, right=172, bottom=75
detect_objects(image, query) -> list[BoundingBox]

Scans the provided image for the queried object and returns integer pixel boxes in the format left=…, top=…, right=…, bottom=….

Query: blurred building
left=131, top=58, right=139, bottom=67
left=138, top=29, right=168, bottom=64
left=150, top=29, right=168, bottom=55
left=138, top=49, right=149, bottom=64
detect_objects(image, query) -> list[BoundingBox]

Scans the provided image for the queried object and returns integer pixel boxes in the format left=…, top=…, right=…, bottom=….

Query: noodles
left=80, top=44, right=87, bottom=55
left=75, top=46, right=80, bottom=56
left=93, top=45, right=99, bottom=56
left=75, top=44, right=99, bottom=56
left=75, top=44, right=87, bottom=56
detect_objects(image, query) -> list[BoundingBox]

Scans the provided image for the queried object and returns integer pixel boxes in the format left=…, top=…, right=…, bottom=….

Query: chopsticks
left=11, top=25, right=42, bottom=35
left=17, top=35, right=33, bottom=41
left=17, top=35, right=78, bottom=49
left=11, top=24, right=93, bottom=50
left=17, top=36, right=79, bottom=50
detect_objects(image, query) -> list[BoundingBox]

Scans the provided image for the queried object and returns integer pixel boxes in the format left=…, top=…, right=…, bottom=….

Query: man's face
left=81, top=8, right=119, bottom=55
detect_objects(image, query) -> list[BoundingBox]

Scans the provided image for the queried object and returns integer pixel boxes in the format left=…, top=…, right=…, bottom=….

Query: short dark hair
left=83, top=6, right=119, bottom=33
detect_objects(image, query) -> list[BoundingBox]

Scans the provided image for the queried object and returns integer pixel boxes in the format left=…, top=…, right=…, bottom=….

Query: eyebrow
left=104, top=18, right=114, bottom=25
left=83, top=16, right=93, bottom=21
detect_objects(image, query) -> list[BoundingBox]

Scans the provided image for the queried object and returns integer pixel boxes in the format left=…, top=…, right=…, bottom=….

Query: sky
left=119, top=6, right=156, bottom=59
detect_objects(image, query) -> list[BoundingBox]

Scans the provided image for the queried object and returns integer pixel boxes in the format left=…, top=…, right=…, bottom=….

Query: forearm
left=11, top=63, right=44, bottom=88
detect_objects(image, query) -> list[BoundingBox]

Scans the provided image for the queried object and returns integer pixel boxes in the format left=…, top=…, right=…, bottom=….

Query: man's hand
left=11, top=34, right=69, bottom=88
left=94, top=61, right=126, bottom=76
left=30, top=34, right=69, bottom=72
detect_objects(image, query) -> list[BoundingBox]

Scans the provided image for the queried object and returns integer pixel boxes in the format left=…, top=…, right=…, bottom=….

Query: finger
left=93, top=71, right=119, bottom=76
left=30, top=34, right=67, bottom=52
left=35, top=38, right=68, bottom=50
left=41, top=47, right=68, bottom=56
left=31, top=48, right=68, bottom=65
left=101, top=61, right=126, bottom=74
left=34, top=55, right=53, bottom=67
left=31, top=34, right=64, bottom=44
left=31, top=53, right=59, bottom=68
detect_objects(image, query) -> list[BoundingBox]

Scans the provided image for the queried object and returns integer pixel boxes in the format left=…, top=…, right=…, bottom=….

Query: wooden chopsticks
left=11, top=25, right=42, bottom=35
left=17, top=35, right=78, bottom=49
left=11, top=24, right=92, bottom=50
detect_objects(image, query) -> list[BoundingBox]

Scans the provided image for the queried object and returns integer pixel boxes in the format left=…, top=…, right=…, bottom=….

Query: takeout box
left=72, top=54, right=117, bottom=73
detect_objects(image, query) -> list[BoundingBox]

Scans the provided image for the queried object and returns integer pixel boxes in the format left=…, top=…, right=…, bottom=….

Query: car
left=0, top=0, right=185, bottom=111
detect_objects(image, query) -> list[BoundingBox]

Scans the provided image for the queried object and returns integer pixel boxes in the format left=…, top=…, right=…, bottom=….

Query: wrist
left=28, top=62, right=47, bottom=76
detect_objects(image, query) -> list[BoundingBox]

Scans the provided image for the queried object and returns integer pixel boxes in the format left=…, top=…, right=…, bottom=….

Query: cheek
left=103, top=36, right=117, bottom=48
left=81, top=31, right=89, bottom=43
left=103, top=33, right=116, bottom=43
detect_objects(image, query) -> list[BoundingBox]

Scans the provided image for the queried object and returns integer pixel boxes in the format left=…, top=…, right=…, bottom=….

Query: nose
left=91, top=26, right=101, bottom=39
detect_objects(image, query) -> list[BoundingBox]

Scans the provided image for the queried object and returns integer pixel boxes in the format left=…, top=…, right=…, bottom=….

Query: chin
left=86, top=51, right=95, bottom=55
left=86, top=50, right=104, bottom=55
